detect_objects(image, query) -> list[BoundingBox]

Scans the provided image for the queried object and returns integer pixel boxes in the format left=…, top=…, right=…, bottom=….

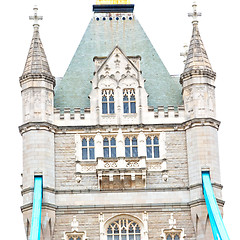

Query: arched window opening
left=107, top=219, right=141, bottom=240
left=102, top=89, right=115, bottom=114
left=123, top=89, right=136, bottom=114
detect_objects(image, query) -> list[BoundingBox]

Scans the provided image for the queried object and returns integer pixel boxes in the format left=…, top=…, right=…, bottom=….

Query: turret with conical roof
left=181, top=3, right=222, bottom=240
left=19, top=7, right=56, bottom=240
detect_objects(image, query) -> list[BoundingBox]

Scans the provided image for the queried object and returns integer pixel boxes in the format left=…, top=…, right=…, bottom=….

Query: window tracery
left=107, top=219, right=141, bottom=240
left=123, top=89, right=136, bottom=113
left=102, top=89, right=115, bottom=114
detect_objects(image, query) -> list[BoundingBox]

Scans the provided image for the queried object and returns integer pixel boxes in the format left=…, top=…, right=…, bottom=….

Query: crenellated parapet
left=53, top=105, right=186, bottom=126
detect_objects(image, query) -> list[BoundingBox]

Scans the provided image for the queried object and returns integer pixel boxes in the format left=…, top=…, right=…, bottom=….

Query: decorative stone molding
left=160, top=214, right=186, bottom=240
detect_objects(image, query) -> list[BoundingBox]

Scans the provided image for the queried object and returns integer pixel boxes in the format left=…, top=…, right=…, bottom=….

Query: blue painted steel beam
left=202, top=172, right=230, bottom=240
left=30, top=176, right=43, bottom=240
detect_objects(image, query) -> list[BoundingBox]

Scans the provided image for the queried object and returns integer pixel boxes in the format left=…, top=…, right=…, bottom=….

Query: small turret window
left=123, top=89, right=136, bottom=113
left=102, top=89, right=115, bottom=114
left=82, top=138, right=95, bottom=160
left=146, top=136, right=160, bottom=158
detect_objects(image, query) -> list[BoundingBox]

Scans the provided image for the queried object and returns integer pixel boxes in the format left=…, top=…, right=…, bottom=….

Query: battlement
left=148, top=105, right=185, bottom=118
left=53, top=105, right=186, bottom=126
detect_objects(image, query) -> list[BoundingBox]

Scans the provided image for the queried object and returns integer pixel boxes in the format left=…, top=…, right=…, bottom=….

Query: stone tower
left=19, top=2, right=226, bottom=240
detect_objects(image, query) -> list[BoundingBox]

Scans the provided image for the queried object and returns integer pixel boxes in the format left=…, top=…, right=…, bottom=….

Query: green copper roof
left=54, top=16, right=183, bottom=110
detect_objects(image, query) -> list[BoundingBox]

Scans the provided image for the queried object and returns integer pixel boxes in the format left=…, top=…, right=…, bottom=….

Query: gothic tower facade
left=19, top=2, right=227, bottom=240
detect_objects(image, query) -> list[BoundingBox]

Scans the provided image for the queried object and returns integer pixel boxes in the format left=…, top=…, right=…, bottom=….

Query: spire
left=181, top=2, right=215, bottom=80
left=21, top=6, right=54, bottom=81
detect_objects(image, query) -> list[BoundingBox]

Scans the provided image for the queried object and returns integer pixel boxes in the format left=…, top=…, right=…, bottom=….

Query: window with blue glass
left=103, top=137, right=116, bottom=158
left=166, top=234, right=180, bottom=240
left=125, top=137, right=138, bottom=157
left=102, top=89, right=115, bottom=114
left=146, top=136, right=160, bottom=158
left=123, top=89, right=136, bottom=114
left=107, top=219, right=141, bottom=240
left=82, top=137, right=95, bottom=160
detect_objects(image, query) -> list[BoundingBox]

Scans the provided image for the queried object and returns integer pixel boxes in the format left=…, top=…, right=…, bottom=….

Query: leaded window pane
left=122, top=235, right=127, bottom=240
left=82, top=148, right=88, bottom=160
left=146, top=137, right=152, bottom=145
left=130, top=102, right=136, bottom=113
left=125, top=147, right=131, bottom=157
left=109, top=102, right=115, bottom=114
left=132, top=147, right=138, bottom=157
left=77, top=238, right=81, bottom=240
left=147, top=146, right=152, bottom=158
left=89, top=148, right=95, bottom=159
left=111, top=147, right=116, bottom=158
left=107, top=236, right=113, bottom=240
left=154, top=146, right=160, bottom=158
left=136, top=235, right=141, bottom=240
left=111, top=138, right=116, bottom=146
left=89, top=138, right=94, bottom=146
left=102, top=102, right=108, bottom=114
left=102, top=96, right=107, bottom=102
left=129, top=235, right=134, bottom=240
left=114, top=236, right=119, bottom=240
left=107, top=227, right=113, bottom=234
left=125, top=138, right=130, bottom=145
left=132, top=137, right=137, bottom=145
left=104, top=147, right=109, bottom=158
left=174, top=235, right=180, bottom=240
left=154, top=136, right=159, bottom=144
left=124, top=102, right=129, bottom=113
left=167, top=235, right=172, bottom=240
left=104, top=138, right=109, bottom=146
left=82, top=138, right=87, bottom=146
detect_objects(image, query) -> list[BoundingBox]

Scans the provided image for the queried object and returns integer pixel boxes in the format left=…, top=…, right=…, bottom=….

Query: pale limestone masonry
left=19, top=4, right=224, bottom=240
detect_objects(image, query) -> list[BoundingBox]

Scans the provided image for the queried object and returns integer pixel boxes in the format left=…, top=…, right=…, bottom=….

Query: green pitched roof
left=54, top=16, right=183, bottom=110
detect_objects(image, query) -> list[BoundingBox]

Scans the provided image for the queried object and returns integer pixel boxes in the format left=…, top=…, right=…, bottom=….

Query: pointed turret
left=180, top=2, right=216, bottom=82
left=19, top=7, right=56, bottom=240
left=20, top=6, right=54, bottom=82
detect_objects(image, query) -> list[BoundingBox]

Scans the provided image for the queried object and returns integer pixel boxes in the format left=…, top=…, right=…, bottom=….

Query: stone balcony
left=97, top=157, right=147, bottom=189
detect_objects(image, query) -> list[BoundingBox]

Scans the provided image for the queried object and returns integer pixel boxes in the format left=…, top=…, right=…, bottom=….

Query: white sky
left=0, top=0, right=239, bottom=239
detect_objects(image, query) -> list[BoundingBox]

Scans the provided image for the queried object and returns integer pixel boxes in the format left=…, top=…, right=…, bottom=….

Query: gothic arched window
left=82, top=138, right=95, bottom=160
left=103, top=137, right=117, bottom=158
left=123, top=89, right=136, bottom=113
left=102, top=89, right=115, bottom=114
left=165, top=234, right=181, bottom=240
left=146, top=136, right=160, bottom=158
left=107, top=219, right=141, bottom=240
left=125, top=137, right=138, bottom=158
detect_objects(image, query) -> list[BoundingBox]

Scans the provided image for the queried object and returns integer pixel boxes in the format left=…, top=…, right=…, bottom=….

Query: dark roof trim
left=93, top=4, right=135, bottom=13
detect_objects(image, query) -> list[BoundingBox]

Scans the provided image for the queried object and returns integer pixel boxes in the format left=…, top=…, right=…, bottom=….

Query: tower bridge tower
left=19, top=2, right=228, bottom=240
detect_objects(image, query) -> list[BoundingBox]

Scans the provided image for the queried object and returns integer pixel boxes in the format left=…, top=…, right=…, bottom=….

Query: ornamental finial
left=29, top=6, right=43, bottom=27
left=188, top=1, right=202, bottom=24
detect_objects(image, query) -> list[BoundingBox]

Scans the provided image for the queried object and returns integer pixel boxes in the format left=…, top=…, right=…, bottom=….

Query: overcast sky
left=0, top=0, right=239, bottom=239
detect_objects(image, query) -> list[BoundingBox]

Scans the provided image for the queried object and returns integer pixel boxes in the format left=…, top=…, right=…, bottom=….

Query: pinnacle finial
left=180, top=44, right=189, bottom=63
left=29, top=6, right=43, bottom=27
left=188, top=1, right=202, bottom=24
